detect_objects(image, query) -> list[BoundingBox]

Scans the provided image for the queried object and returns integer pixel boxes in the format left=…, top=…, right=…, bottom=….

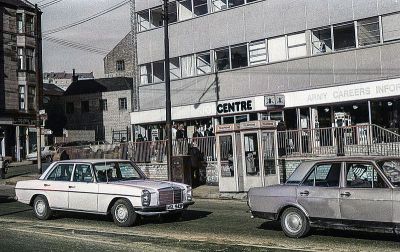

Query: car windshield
left=93, top=161, right=145, bottom=182
left=377, top=160, right=400, bottom=187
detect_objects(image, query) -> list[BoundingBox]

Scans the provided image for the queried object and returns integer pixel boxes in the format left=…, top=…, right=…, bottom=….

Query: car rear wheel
left=281, top=207, right=310, bottom=238
left=111, top=199, right=137, bottom=227
left=33, top=195, right=52, bottom=220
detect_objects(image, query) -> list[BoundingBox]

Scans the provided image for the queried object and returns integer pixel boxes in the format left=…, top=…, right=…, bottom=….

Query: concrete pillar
left=25, top=127, right=30, bottom=155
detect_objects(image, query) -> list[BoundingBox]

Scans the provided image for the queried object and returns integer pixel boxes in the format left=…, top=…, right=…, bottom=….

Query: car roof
left=301, top=156, right=400, bottom=164
left=55, top=159, right=132, bottom=164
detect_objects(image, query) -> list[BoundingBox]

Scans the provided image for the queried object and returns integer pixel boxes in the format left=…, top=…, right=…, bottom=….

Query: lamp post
left=163, top=0, right=172, bottom=181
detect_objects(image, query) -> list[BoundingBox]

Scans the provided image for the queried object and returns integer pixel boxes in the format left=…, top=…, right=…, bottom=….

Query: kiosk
left=216, top=120, right=279, bottom=192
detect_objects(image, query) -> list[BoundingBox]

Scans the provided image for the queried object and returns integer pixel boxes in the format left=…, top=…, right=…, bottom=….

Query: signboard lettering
left=217, top=99, right=253, bottom=114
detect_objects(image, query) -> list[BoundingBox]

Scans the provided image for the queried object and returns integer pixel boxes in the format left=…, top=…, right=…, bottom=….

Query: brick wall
left=103, top=33, right=133, bottom=78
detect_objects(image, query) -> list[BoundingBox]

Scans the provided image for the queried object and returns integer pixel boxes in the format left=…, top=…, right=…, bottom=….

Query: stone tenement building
left=0, top=0, right=40, bottom=161
left=103, top=33, right=134, bottom=78
left=63, top=77, right=133, bottom=143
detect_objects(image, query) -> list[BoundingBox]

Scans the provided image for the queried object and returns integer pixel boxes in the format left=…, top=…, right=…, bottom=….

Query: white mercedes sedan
left=15, top=159, right=194, bottom=226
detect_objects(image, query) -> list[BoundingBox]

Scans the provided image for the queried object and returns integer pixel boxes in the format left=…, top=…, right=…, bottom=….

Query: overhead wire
left=42, top=0, right=129, bottom=35
left=44, top=36, right=109, bottom=55
left=39, top=0, right=66, bottom=9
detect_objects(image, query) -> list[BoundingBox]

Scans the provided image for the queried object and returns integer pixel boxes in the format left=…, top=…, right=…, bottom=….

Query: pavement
left=0, top=162, right=245, bottom=200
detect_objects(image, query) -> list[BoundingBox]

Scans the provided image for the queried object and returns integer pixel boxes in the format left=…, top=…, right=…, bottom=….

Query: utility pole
left=130, top=0, right=139, bottom=142
left=35, top=5, right=43, bottom=174
left=163, top=0, right=172, bottom=181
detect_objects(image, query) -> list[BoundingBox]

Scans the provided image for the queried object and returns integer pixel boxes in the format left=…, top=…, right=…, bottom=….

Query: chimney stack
left=72, top=69, right=78, bottom=83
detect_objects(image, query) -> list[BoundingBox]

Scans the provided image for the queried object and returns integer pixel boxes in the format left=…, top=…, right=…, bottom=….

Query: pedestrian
left=60, top=150, right=70, bottom=160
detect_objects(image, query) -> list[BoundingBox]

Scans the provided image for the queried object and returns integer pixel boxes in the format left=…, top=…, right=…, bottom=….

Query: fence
left=277, top=124, right=400, bottom=158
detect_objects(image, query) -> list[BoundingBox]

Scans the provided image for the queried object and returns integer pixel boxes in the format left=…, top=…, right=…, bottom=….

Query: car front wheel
left=281, top=207, right=310, bottom=238
left=111, top=199, right=137, bottom=227
left=33, top=195, right=52, bottom=220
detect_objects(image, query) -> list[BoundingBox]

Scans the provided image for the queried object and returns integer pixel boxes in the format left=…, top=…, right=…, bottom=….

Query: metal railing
left=129, top=137, right=217, bottom=163
left=277, top=124, right=400, bottom=158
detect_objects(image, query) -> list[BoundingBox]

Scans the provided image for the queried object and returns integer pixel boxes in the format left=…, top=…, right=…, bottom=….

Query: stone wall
left=136, top=162, right=168, bottom=181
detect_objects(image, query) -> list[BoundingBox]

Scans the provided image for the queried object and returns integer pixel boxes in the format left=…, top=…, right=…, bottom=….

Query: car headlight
left=141, top=190, right=151, bottom=207
left=186, top=186, right=192, bottom=201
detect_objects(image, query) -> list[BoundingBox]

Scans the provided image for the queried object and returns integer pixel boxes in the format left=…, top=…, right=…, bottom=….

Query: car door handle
left=44, top=184, right=51, bottom=187
left=300, top=190, right=309, bottom=196
left=340, top=192, right=351, bottom=197
left=69, top=186, right=75, bottom=189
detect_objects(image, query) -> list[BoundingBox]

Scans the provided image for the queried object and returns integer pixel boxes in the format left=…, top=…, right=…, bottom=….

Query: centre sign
left=217, top=98, right=255, bottom=115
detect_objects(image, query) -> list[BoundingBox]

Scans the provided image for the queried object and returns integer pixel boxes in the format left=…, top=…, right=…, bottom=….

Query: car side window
left=73, top=164, right=93, bottom=183
left=47, top=164, right=74, bottom=181
left=346, top=163, right=388, bottom=189
left=302, top=163, right=341, bottom=187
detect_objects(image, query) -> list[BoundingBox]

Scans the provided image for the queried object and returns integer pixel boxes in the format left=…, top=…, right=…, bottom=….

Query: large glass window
left=196, top=52, right=212, bottom=75
left=346, top=163, right=388, bottom=188
left=178, top=0, right=193, bottom=21
left=18, top=86, right=25, bottom=110
left=26, top=48, right=34, bottom=71
left=333, top=23, right=356, bottom=51
left=287, top=33, right=307, bottom=59
left=28, top=86, right=35, bottom=110
left=268, top=36, right=287, bottom=62
left=211, top=0, right=227, bottom=12
left=47, top=164, right=74, bottom=181
left=193, top=0, right=208, bottom=16
left=94, top=162, right=143, bottom=182
left=215, top=47, right=230, bottom=71
left=140, top=63, right=152, bottom=84
left=382, top=13, right=400, bottom=42
left=150, top=7, right=163, bottom=28
left=137, top=10, right=150, bottom=31
left=302, top=163, right=341, bottom=187
left=17, top=48, right=24, bottom=70
left=181, top=55, right=196, bottom=77
left=312, top=28, right=332, bottom=54
left=17, top=13, right=23, bottom=33
left=357, top=17, right=381, bottom=47
left=231, top=44, right=248, bottom=69
left=25, top=14, right=34, bottom=36
left=152, top=61, right=165, bottom=82
left=170, top=57, right=181, bottom=80
left=249, top=40, right=267, bottom=65
left=168, top=2, right=178, bottom=23
left=244, top=133, right=259, bottom=176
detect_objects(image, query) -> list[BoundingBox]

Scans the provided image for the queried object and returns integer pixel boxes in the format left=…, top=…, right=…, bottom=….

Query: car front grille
left=158, top=187, right=183, bottom=205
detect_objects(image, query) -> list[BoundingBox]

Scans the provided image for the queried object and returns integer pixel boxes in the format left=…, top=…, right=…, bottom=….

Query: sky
left=30, top=0, right=131, bottom=78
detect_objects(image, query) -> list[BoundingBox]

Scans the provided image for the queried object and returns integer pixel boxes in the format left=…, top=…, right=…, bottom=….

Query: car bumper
left=251, top=211, right=277, bottom=221
left=135, top=201, right=195, bottom=216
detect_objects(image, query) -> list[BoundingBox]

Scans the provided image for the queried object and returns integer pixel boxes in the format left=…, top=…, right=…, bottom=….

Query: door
left=261, top=130, right=279, bottom=186
left=68, top=163, right=98, bottom=212
left=218, top=134, right=239, bottom=192
left=241, top=131, right=263, bottom=191
left=44, top=163, right=74, bottom=209
left=340, top=162, right=393, bottom=224
left=297, top=162, right=341, bottom=220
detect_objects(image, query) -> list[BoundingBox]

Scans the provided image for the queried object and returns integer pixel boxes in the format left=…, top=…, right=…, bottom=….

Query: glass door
left=241, top=131, right=263, bottom=191
left=218, top=133, right=239, bottom=192
left=261, top=130, right=280, bottom=186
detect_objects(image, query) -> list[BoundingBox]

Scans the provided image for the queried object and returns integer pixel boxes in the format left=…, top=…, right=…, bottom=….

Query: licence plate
left=166, top=203, right=184, bottom=211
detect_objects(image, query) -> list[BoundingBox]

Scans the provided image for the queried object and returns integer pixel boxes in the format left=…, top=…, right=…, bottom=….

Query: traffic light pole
left=163, top=0, right=172, bottom=181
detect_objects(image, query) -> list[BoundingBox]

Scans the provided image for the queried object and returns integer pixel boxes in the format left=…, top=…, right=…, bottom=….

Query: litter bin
left=0, top=157, right=5, bottom=179
left=171, top=155, right=192, bottom=185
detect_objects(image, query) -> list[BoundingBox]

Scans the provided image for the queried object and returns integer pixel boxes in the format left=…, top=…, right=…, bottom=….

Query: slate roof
left=44, top=72, right=94, bottom=80
left=0, top=0, right=35, bottom=10
left=64, top=77, right=133, bottom=96
left=43, top=83, right=64, bottom=96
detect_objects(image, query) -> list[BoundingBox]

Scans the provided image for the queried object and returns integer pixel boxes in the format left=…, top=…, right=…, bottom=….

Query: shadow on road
left=0, top=196, right=15, bottom=204
left=258, top=220, right=399, bottom=242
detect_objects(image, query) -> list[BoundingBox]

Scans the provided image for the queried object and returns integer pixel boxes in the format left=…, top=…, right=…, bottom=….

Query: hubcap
left=285, top=212, right=302, bottom=233
left=35, top=200, right=46, bottom=217
left=115, top=204, right=129, bottom=223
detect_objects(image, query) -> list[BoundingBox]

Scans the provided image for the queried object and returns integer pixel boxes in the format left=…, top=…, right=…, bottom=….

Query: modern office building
left=0, top=0, right=40, bottom=160
left=104, top=0, right=400, bottom=140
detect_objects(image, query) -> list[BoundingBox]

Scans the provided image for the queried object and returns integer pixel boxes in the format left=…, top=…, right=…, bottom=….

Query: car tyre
left=281, top=207, right=310, bottom=238
left=33, top=195, right=52, bottom=220
left=111, top=199, right=137, bottom=227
